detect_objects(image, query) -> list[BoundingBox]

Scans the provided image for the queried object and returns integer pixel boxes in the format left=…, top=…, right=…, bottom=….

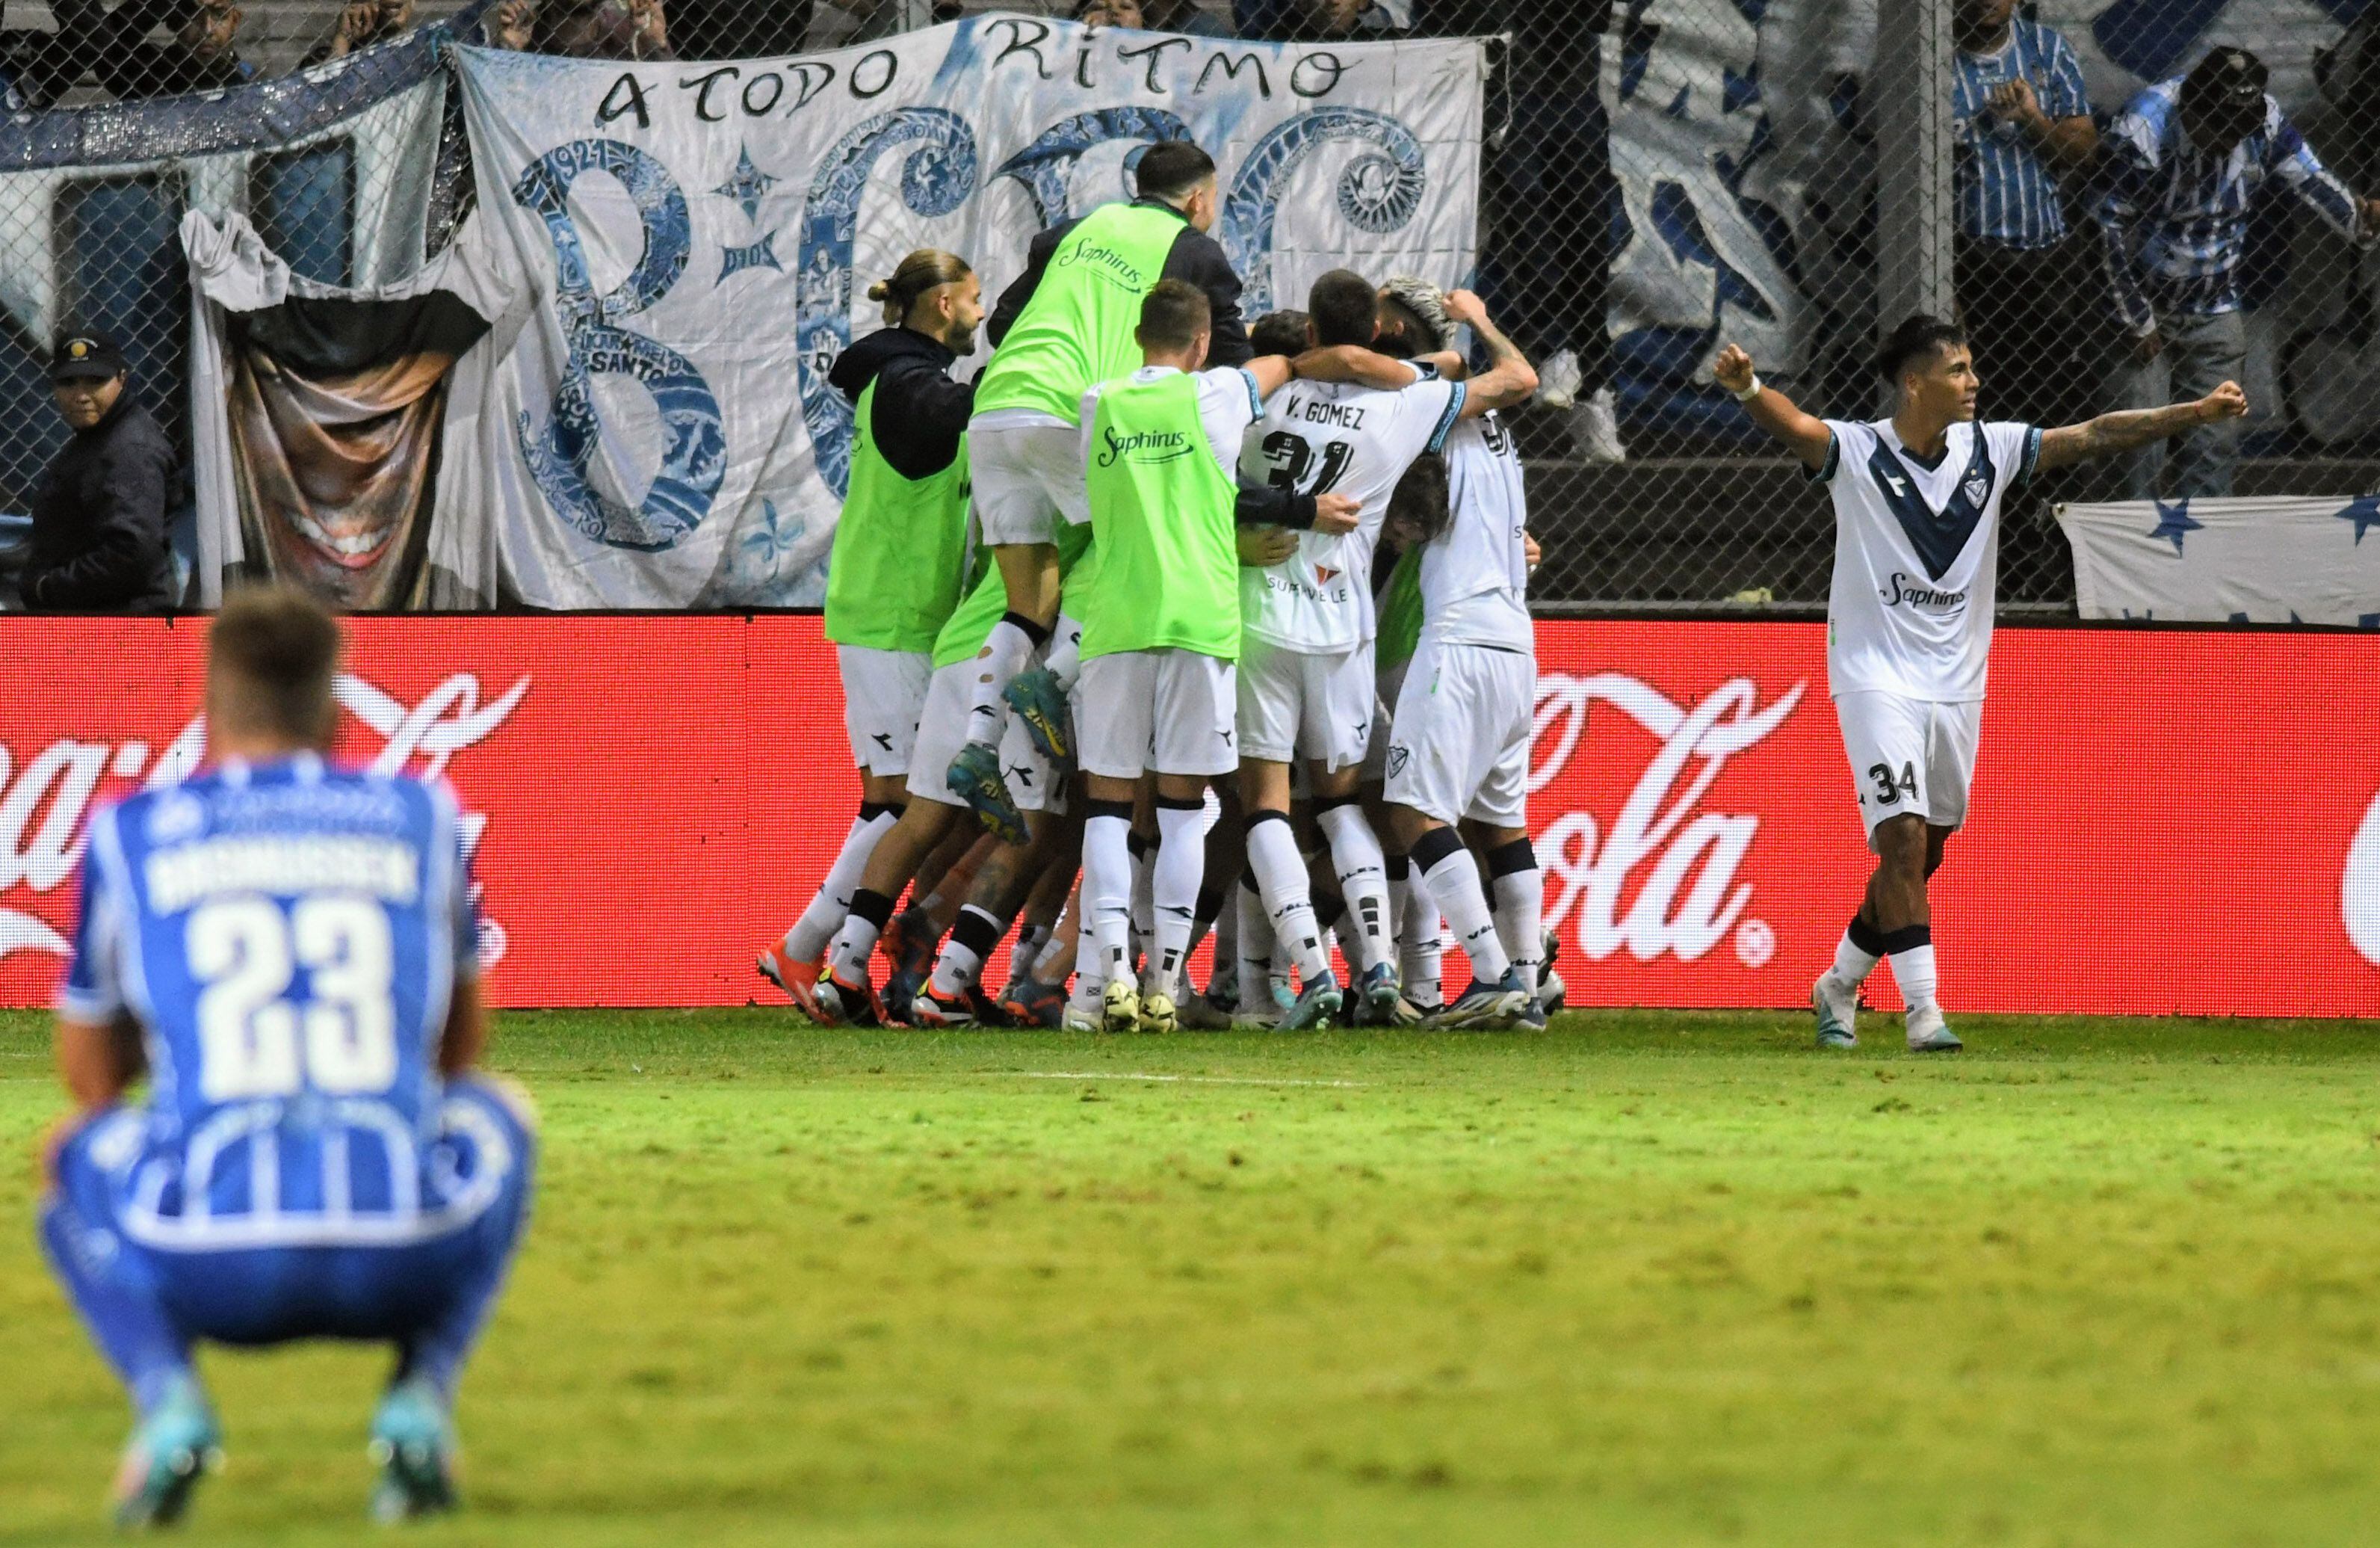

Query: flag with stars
left=442, top=20, right=1484, bottom=611
left=2059, top=496, right=2380, bottom=625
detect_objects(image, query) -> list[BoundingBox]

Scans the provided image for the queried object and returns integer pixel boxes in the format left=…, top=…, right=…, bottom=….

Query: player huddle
left=757, top=141, right=1556, bottom=1037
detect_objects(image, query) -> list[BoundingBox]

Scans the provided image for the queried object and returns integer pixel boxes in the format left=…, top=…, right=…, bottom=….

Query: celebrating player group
left=757, top=137, right=2248, bottom=1051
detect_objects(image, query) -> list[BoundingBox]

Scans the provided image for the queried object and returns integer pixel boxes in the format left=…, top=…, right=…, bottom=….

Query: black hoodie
left=828, top=324, right=975, bottom=482
left=24, top=392, right=175, bottom=612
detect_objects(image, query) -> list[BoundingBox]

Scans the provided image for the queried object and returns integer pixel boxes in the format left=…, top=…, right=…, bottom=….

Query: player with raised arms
left=1070, top=280, right=1356, bottom=1032
left=1234, top=275, right=1539, bottom=1029
left=759, top=249, right=983, bottom=1017
left=945, top=141, right=1255, bottom=843
left=37, top=587, right=534, bottom=1526
left=1717, top=316, right=2246, bottom=1050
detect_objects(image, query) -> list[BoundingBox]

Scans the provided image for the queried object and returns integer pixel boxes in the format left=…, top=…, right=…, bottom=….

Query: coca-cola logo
left=1531, top=672, right=1805, bottom=966
left=2347, top=789, right=2380, bottom=967
left=0, top=671, right=531, bottom=967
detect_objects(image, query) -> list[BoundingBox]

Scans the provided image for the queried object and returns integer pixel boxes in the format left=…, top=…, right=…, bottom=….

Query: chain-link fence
left=1, top=0, right=2376, bottom=610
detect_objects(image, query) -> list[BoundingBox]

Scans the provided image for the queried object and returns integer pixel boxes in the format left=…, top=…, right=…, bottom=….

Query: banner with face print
left=445, top=20, right=1484, bottom=609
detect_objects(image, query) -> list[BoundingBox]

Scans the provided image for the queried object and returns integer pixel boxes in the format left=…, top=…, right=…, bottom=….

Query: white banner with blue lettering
left=445, top=19, right=1483, bottom=608
left=2058, top=496, right=2380, bottom=626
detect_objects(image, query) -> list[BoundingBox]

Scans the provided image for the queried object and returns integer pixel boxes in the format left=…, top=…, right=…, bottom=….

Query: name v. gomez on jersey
left=1813, top=418, right=2041, bottom=703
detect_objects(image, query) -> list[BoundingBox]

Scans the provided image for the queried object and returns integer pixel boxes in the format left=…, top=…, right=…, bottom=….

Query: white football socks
left=1149, top=801, right=1207, bottom=1000
left=1081, top=807, right=1136, bottom=990
left=1486, top=840, right=1544, bottom=997
left=1890, top=943, right=1939, bottom=1017
left=1315, top=800, right=1391, bottom=972
left=1245, top=811, right=1332, bottom=986
left=1412, top=827, right=1510, bottom=984
left=963, top=613, right=1042, bottom=748
left=783, top=804, right=900, bottom=963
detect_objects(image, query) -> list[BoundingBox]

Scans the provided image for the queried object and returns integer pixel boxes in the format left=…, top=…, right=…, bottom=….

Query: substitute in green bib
left=1064, top=280, right=1353, bottom=1036
left=759, top=248, right=983, bottom=1020
left=945, top=141, right=1254, bottom=842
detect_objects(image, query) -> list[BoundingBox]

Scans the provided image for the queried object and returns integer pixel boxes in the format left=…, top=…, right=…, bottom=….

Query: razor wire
left=0, top=0, right=2374, bottom=611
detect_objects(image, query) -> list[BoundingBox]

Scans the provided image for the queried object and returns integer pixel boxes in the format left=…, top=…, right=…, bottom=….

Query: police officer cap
left=50, top=331, right=127, bottom=383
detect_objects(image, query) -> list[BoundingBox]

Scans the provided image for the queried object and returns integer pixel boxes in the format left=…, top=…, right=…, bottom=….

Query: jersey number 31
left=190, top=896, right=400, bottom=1102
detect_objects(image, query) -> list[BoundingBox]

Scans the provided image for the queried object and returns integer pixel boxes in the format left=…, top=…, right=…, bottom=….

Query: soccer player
left=37, top=588, right=534, bottom=1526
left=1071, top=280, right=1352, bottom=1032
left=1716, top=316, right=2246, bottom=1050
left=759, top=249, right=983, bottom=1017
left=949, top=141, right=1253, bottom=842
left=1372, top=288, right=1548, bottom=1029
left=1236, top=275, right=1538, bottom=1028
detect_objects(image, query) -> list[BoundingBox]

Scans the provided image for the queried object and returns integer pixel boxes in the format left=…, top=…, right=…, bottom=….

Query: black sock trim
left=1156, top=793, right=1206, bottom=811
left=1846, top=914, right=1891, bottom=958
left=1485, top=837, right=1536, bottom=879
left=1243, top=807, right=1291, bottom=837
left=1086, top=799, right=1134, bottom=823
left=1409, top=824, right=1465, bottom=872
left=1312, top=792, right=1360, bottom=815
left=999, top=610, right=1051, bottom=650
left=1877, top=923, right=1932, bottom=955
left=849, top=888, right=897, bottom=930
left=1384, top=852, right=1409, bottom=881
left=858, top=801, right=900, bottom=823
left=951, top=904, right=1007, bottom=957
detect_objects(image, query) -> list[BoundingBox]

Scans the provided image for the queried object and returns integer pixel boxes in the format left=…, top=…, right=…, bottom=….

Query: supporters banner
left=0, top=617, right=2373, bottom=1019
left=445, top=21, right=1484, bottom=609
left=2059, top=496, right=2380, bottom=626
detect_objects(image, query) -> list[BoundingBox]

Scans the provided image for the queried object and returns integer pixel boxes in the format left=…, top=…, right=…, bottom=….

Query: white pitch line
left=995, top=1070, right=1368, bottom=1089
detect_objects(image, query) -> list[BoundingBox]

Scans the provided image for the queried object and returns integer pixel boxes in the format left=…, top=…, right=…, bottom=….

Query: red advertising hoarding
left=0, top=615, right=2372, bottom=1017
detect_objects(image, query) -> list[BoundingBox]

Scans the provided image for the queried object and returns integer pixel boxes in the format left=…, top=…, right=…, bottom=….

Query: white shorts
left=906, top=659, right=1067, bottom=813
left=968, top=419, right=1088, bottom=548
left=1361, top=659, right=1409, bottom=783
left=1077, top=648, right=1237, bottom=780
left=838, top=645, right=931, bottom=777
left=1835, top=691, right=1981, bottom=848
left=1234, top=638, right=1376, bottom=770
left=1384, top=638, right=1533, bottom=828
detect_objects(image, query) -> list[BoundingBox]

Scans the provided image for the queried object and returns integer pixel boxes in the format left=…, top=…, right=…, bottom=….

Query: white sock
left=1891, top=943, right=1939, bottom=1017
left=1010, top=923, right=1051, bottom=984
left=1245, top=812, right=1332, bottom=985
left=964, top=614, right=1041, bottom=748
left=1045, top=612, right=1084, bottom=691
left=1082, top=810, right=1135, bottom=990
left=784, top=806, right=900, bottom=962
left=929, top=904, right=1008, bottom=996
left=826, top=887, right=897, bottom=984
left=1235, top=873, right=1274, bottom=1008
left=1397, top=861, right=1442, bottom=1003
left=1315, top=801, right=1391, bottom=972
left=1487, top=842, right=1544, bottom=997
left=1832, top=927, right=1882, bottom=987
left=1414, top=829, right=1510, bottom=983
left=1149, top=802, right=1206, bottom=1000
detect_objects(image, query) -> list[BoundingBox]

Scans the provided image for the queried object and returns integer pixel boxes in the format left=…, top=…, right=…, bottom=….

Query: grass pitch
left=4, top=1008, right=2379, bottom=1547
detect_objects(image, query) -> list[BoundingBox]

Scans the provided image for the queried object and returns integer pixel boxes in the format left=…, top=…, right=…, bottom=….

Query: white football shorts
left=1384, top=638, right=1533, bottom=829
left=1834, top=690, right=1981, bottom=848
left=1234, top=637, right=1376, bottom=771
left=1077, top=648, right=1237, bottom=780
left=906, top=658, right=1066, bottom=813
left=968, top=419, right=1089, bottom=549
left=838, top=645, right=932, bottom=777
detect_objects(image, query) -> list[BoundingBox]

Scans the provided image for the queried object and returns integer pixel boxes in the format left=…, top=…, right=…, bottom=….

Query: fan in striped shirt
left=2096, top=46, right=2380, bottom=499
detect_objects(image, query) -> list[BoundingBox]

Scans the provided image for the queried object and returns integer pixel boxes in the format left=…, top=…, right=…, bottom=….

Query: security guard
left=23, top=331, right=175, bottom=612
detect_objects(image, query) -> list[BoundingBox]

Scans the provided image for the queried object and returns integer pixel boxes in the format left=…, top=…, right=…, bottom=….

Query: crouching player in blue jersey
left=37, top=587, right=534, bottom=1528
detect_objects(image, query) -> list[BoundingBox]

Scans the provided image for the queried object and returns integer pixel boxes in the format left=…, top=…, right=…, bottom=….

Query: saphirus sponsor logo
left=0, top=671, right=529, bottom=966
left=1530, top=673, right=1805, bottom=966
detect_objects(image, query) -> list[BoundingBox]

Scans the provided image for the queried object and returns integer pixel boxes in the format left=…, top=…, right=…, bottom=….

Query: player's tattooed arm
left=1714, top=343, right=1833, bottom=469
left=1443, top=290, right=1538, bottom=415
left=2036, top=381, right=2250, bottom=470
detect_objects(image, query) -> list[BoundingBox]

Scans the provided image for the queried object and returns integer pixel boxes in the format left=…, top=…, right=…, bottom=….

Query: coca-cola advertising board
left=0, top=617, right=2373, bottom=1017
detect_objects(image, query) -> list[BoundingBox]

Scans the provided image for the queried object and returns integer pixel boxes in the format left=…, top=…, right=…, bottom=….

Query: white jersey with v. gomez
left=1815, top=417, right=2040, bottom=703
left=1237, top=371, right=1465, bottom=654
